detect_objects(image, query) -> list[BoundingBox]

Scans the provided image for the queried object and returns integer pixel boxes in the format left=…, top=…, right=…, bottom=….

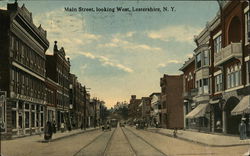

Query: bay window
left=196, top=78, right=210, bottom=95
left=203, top=50, right=209, bottom=66
left=196, top=53, right=201, bottom=69
left=226, top=64, right=241, bottom=89
left=215, top=74, right=223, bottom=92
left=214, top=35, right=222, bottom=53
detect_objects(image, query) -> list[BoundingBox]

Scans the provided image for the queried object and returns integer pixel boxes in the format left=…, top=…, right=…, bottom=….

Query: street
left=1, top=125, right=250, bottom=156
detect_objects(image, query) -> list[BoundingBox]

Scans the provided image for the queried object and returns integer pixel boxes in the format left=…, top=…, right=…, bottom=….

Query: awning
left=231, top=95, right=250, bottom=116
left=186, top=104, right=208, bottom=119
left=209, top=99, right=220, bottom=104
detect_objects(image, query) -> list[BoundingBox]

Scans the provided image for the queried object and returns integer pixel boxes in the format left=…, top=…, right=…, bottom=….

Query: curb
left=144, top=129, right=250, bottom=147
left=40, top=128, right=100, bottom=143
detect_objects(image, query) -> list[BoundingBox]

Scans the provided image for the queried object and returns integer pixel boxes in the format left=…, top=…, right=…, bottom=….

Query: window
left=215, top=74, right=223, bottom=92
left=214, top=35, right=222, bottom=53
left=10, top=35, right=15, bottom=50
left=197, top=78, right=210, bottom=95
left=12, top=110, right=17, bottom=129
left=203, top=79, right=209, bottom=94
left=227, top=64, right=241, bottom=89
left=245, top=9, right=249, bottom=45
left=247, top=61, right=250, bottom=84
left=203, top=50, right=209, bottom=66
left=31, top=112, right=35, bottom=127
left=25, top=111, right=29, bottom=128
left=196, top=53, right=201, bottom=69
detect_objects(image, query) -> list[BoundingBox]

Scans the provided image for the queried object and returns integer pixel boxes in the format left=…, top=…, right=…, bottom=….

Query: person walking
left=52, top=120, right=57, bottom=134
left=239, top=119, right=247, bottom=140
left=44, top=121, right=53, bottom=141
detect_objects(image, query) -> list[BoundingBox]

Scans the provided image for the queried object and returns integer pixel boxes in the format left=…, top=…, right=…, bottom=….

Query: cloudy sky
left=1, top=0, right=219, bottom=108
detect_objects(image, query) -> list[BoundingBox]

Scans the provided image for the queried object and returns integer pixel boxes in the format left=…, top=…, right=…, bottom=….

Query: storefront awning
left=186, top=104, right=208, bottom=119
left=209, top=99, right=220, bottom=104
left=231, top=95, right=250, bottom=116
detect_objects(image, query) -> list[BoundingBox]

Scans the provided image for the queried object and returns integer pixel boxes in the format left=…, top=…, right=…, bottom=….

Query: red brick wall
left=164, top=75, right=184, bottom=129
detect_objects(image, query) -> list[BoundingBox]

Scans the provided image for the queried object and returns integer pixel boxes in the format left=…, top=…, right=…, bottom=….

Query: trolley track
left=73, top=128, right=116, bottom=156
left=123, top=127, right=168, bottom=156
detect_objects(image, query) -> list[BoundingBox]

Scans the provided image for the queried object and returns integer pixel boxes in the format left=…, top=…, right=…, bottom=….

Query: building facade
left=0, top=2, right=49, bottom=139
left=149, top=93, right=161, bottom=127
left=160, top=74, right=184, bottom=129
left=140, top=97, right=151, bottom=124
left=181, top=1, right=250, bottom=135
left=128, top=95, right=142, bottom=122
left=46, top=41, right=70, bottom=130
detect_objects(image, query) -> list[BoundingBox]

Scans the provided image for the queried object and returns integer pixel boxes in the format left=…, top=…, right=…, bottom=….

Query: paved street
left=1, top=125, right=250, bottom=156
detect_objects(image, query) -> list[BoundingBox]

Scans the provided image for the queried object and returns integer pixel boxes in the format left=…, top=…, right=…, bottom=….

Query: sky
left=1, top=0, right=219, bottom=108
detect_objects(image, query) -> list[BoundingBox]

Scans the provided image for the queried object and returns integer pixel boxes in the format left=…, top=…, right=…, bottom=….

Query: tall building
left=0, top=2, right=49, bottom=138
left=160, top=74, right=184, bottom=129
left=46, top=41, right=70, bottom=130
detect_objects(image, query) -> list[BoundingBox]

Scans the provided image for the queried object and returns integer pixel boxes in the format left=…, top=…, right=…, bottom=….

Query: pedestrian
left=239, top=119, right=247, bottom=140
left=61, top=122, right=65, bottom=132
left=44, top=121, right=53, bottom=141
left=52, top=120, right=57, bottom=134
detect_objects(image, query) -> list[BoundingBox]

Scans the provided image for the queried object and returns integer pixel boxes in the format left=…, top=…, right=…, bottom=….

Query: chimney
left=54, top=41, right=58, bottom=53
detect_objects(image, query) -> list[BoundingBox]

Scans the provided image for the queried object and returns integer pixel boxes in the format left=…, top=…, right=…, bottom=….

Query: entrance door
left=225, top=97, right=241, bottom=134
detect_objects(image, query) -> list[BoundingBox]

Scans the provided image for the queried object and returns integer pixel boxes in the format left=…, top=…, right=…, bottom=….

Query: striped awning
left=186, top=104, right=209, bottom=119
left=231, top=95, right=250, bottom=116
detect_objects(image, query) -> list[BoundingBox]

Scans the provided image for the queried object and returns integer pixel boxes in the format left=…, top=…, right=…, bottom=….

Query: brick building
left=0, top=2, right=49, bottom=138
left=46, top=41, right=70, bottom=130
left=149, top=93, right=161, bottom=126
left=128, top=95, right=142, bottom=121
left=180, top=1, right=250, bottom=135
left=160, top=74, right=184, bottom=129
left=140, top=97, right=151, bottom=124
left=179, top=57, right=197, bottom=129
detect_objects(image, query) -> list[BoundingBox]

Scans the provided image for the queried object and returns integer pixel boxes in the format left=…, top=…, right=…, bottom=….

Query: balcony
left=214, top=43, right=242, bottom=67
left=183, top=88, right=198, bottom=99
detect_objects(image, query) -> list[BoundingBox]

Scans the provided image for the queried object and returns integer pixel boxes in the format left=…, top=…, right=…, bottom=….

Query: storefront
left=186, top=103, right=210, bottom=132
left=11, top=100, right=45, bottom=137
left=0, top=91, right=7, bottom=134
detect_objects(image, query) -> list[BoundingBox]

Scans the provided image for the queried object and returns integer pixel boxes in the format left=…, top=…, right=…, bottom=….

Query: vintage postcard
left=0, top=0, right=250, bottom=156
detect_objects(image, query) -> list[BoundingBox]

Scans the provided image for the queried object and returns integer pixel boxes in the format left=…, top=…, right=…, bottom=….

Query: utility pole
left=83, top=86, right=86, bottom=130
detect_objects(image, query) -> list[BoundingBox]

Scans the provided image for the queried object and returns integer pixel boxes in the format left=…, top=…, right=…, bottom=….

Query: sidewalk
left=2, top=127, right=100, bottom=143
left=146, top=127, right=250, bottom=147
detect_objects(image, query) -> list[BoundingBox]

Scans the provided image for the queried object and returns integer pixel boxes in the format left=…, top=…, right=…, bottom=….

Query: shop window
left=247, top=61, right=250, bottom=84
left=25, top=112, right=29, bottom=128
left=36, top=112, right=39, bottom=127
left=31, top=112, right=35, bottom=127
left=12, top=110, right=17, bottom=129
left=18, top=113, right=23, bottom=129
left=25, top=104, right=29, bottom=110
left=41, top=113, right=44, bottom=127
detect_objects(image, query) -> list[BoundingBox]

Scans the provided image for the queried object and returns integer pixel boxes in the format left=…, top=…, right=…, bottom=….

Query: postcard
left=0, top=0, right=250, bottom=156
